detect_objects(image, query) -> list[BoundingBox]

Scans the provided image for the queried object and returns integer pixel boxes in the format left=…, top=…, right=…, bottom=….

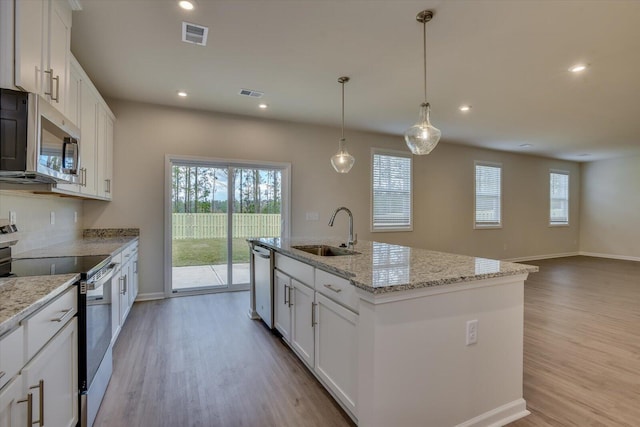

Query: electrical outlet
left=50, top=211, right=55, bottom=225
left=9, top=211, right=16, bottom=225
left=466, top=320, right=478, bottom=346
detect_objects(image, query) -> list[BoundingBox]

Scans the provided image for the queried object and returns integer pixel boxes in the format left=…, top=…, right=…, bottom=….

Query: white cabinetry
left=290, top=279, right=315, bottom=368
left=274, top=270, right=291, bottom=342
left=55, top=55, right=114, bottom=200
left=22, top=318, right=78, bottom=427
left=273, top=254, right=358, bottom=420
left=111, top=241, right=139, bottom=344
left=0, top=286, right=78, bottom=427
left=12, top=0, right=71, bottom=114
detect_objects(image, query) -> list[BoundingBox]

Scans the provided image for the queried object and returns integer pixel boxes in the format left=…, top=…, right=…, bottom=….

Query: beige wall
left=580, top=156, right=640, bottom=259
left=0, top=191, right=83, bottom=254
left=83, top=100, right=580, bottom=297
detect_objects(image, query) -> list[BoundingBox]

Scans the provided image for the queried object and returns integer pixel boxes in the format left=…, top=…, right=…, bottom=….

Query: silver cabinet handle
left=52, top=74, right=60, bottom=102
left=29, top=380, right=44, bottom=426
left=284, top=284, right=288, bottom=305
left=51, top=308, right=74, bottom=323
left=17, top=393, right=33, bottom=426
left=323, top=284, right=342, bottom=293
left=119, top=276, right=125, bottom=295
left=288, top=285, right=292, bottom=307
left=311, top=302, right=317, bottom=327
left=134, top=260, right=138, bottom=274
left=44, top=69, right=53, bottom=97
left=124, top=275, right=128, bottom=294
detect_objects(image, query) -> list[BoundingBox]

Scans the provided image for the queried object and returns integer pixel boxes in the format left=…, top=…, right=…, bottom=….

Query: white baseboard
left=456, top=398, right=530, bottom=427
left=579, top=251, right=640, bottom=262
left=504, top=252, right=579, bottom=262
left=135, top=292, right=165, bottom=301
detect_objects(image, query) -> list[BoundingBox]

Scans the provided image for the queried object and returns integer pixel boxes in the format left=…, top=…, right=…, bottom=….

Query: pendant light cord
left=423, top=18, right=427, bottom=103
left=341, top=80, right=345, bottom=139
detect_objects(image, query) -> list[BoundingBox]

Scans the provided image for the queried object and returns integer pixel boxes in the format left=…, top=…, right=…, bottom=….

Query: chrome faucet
left=328, top=206, right=357, bottom=248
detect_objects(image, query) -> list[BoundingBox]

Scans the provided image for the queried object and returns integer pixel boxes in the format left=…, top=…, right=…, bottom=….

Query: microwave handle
left=62, top=137, right=79, bottom=174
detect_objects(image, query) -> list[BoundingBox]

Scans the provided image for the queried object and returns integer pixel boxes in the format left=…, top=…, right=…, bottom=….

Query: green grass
left=172, top=238, right=250, bottom=267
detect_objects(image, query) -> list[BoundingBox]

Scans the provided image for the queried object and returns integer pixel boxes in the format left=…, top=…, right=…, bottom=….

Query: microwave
left=0, top=88, right=80, bottom=184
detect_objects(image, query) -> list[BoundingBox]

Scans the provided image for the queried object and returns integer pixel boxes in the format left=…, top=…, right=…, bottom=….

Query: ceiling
left=70, top=0, right=640, bottom=162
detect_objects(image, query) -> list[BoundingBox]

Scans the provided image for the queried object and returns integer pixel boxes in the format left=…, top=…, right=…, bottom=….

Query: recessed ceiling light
left=519, top=143, right=532, bottom=148
left=569, top=64, right=587, bottom=73
left=459, top=105, right=471, bottom=112
left=179, top=1, right=194, bottom=10
left=578, top=153, right=592, bottom=157
left=258, top=103, right=268, bottom=109
left=177, top=91, right=188, bottom=97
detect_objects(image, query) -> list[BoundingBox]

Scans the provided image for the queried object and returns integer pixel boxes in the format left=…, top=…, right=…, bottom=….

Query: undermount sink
left=292, top=244, right=360, bottom=257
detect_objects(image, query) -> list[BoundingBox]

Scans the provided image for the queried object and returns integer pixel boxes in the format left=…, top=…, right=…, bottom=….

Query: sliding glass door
left=168, top=158, right=288, bottom=295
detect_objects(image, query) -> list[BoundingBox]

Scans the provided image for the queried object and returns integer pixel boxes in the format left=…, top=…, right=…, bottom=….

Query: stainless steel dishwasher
left=251, top=244, right=274, bottom=328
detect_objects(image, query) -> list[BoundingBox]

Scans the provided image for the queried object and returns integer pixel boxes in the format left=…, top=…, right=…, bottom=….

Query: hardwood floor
left=510, top=256, right=640, bottom=427
left=95, top=256, right=640, bottom=426
left=94, top=291, right=355, bottom=427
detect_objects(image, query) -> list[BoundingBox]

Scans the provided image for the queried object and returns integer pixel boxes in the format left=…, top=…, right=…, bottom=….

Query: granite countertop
left=14, top=236, right=138, bottom=259
left=249, top=238, right=538, bottom=295
left=0, top=274, right=79, bottom=337
left=0, top=229, right=139, bottom=338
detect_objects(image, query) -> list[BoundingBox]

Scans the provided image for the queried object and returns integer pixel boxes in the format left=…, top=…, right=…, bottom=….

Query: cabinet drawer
left=0, top=325, right=24, bottom=389
left=315, top=269, right=359, bottom=313
left=24, top=286, right=77, bottom=360
left=275, top=253, right=314, bottom=286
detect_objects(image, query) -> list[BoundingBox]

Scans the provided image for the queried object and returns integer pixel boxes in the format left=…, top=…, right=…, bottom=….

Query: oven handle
left=85, top=262, right=118, bottom=291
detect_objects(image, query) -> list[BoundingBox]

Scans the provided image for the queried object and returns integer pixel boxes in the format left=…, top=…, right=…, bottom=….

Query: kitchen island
left=249, top=238, right=538, bottom=427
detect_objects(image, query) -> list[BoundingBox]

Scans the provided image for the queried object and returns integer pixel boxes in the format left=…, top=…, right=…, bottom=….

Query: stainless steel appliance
left=251, top=244, right=273, bottom=328
left=0, top=88, right=80, bottom=184
left=0, top=249, right=114, bottom=427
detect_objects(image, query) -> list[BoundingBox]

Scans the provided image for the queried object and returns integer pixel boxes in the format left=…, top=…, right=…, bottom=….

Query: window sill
left=474, top=224, right=502, bottom=230
left=371, top=226, right=413, bottom=233
left=549, top=223, right=570, bottom=227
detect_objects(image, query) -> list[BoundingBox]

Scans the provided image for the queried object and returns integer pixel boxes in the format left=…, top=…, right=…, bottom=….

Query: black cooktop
left=0, top=255, right=110, bottom=278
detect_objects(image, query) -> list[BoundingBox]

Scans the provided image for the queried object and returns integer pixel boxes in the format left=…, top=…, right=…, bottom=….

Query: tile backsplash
left=0, top=191, right=84, bottom=254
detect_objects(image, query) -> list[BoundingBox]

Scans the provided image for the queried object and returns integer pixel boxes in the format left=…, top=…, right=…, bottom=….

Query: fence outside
left=172, top=213, right=281, bottom=239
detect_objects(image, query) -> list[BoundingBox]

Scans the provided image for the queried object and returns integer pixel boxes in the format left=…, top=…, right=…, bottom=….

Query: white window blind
left=550, top=171, right=569, bottom=225
left=372, top=151, right=412, bottom=230
left=475, top=163, right=502, bottom=227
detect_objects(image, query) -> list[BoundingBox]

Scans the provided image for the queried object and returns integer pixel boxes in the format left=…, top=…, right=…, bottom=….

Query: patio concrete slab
left=172, top=263, right=250, bottom=290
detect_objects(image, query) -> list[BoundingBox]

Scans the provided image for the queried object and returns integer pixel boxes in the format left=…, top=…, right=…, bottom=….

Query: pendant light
left=331, top=76, right=355, bottom=173
left=404, top=10, right=441, bottom=155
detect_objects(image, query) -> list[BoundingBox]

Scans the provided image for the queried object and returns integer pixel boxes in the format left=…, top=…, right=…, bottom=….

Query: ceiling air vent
left=239, top=89, right=264, bottom=98
left=182, top=22, right=208, bottom=46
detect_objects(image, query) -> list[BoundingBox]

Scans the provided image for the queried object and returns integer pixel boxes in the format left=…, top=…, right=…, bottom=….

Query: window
left=550, top=170, right=569, bottom=225
left=475, top=162, right=502, bottom=228
left=371, top=150, right=412, bottom=231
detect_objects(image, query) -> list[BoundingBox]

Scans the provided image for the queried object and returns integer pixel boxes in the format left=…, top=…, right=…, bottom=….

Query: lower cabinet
left=290, top=279, right=315, bottom=368
left=273, top=263, right=358, bottom=420
left=111, top=241, right=139, bottom=344
left=315, top=293, right=358, bottom=416
left=22, top=318, right=78, bottom=427
left=274, top=271, right=291, bottom=342
left=0, top=375, right=26, bottom=426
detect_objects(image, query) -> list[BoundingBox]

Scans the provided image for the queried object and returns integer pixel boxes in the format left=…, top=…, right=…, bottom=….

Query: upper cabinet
left=13, top=0, right=71, bottom=115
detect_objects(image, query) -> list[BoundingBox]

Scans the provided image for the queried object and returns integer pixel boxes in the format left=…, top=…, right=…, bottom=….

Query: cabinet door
left=290, top=279, right=315, bottom=367
left=79, top=86, right=99, bottom=196
left=119, top=261, right=130, bottom=326
left=129, top=252, right=138, bottom=306
left=274, top=271, right=291, bottom=342
left=46, top=0, right=71, bottom=113
left=0, top=375, right=27, bottom=427
left=104, top=115, right=114, bottom=199
left=315, top=293, right=358, bottom=416
left=111, top=266, right=121, bottom=342
left=97, top=105, right=114, bottom=199
left=14, top=0, right=47, bottom=94
left=22, top=318, right=78, bottom=427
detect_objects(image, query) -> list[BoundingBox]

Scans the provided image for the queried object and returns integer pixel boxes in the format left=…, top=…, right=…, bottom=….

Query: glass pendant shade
left=331, top=138, right=355, bottom=173
left=404, top=102, right=441, bottom=155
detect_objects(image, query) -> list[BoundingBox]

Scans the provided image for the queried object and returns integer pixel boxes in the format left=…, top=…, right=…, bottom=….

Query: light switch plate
left=9, top=211, right=16, bottom=225
left=50, top=211, right=55, bottom=225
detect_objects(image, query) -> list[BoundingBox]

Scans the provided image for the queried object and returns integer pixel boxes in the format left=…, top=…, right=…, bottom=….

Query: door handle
left=311, top=302, right=317, bottom=327
left=29, top=380, right=44, bottom=426
left=16, top=393, right=33, bottom=426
